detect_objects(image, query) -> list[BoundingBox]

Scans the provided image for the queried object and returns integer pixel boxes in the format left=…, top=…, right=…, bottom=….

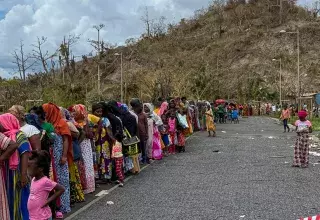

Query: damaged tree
left=12, top=40, right=36, bottom=81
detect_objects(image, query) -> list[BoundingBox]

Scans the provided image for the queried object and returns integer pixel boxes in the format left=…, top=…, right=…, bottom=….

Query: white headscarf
left=144, top=103, right=163, bottom=126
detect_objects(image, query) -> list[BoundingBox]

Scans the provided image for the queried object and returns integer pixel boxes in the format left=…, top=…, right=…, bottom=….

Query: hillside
left=0, top=0, right=319, bottom=108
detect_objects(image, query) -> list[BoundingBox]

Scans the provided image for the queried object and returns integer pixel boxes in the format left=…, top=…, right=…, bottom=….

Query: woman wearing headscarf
left=60, top=108, right=85, bottom=203
left=70, top=104, right=95, bottom=194
left=89, top=103, right=114, bottom=182
left=100, top=102, right=123, bottom=142
left=42, top=103, right=71, bottom=214
left=292, top=111, right=312, bottom=168
left=107, top=101, right=140, bottom=173
left=144, top=103, right=163, bottom=160
left=9, top=105, right=41, bottom=150
left=158, top=101, right=168, bottom=116
left=0, top=132, right=18, bottom=220
left=0, top=113, right=31, bottom=220
left=34, top=106, right=56, bottom=141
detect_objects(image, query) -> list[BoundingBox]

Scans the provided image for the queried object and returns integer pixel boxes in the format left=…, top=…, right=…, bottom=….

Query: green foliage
left=1, top=0, right=318, bottom=106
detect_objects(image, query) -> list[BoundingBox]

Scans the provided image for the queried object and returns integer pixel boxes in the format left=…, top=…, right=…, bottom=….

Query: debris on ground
left=309, top=151, right=320, bottom=157
left=106, top=201, right=114, bottom=205
left=310, top=135, right=320, bottom=150
left=270, top=156, right=286, bottom=158
left=221, top=131, right=226, bottom=133
left=95, top=190, right=109, bottom=197
left=212, top=150, right=220, bottom=153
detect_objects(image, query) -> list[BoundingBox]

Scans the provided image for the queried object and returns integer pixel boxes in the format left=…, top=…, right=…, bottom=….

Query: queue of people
left=0, top=97, right=211, bottom=220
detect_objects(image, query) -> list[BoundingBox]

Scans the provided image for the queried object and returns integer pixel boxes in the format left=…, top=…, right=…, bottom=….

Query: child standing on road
left=280, top=105, right=290, bottom=132
left=111, top=140, right=124, bottom=187
left=232, top=108, right=239, bottom=124
left=27, top=150, right=65, bottom=220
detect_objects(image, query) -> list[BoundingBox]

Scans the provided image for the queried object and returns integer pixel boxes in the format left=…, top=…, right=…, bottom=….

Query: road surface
left=68, top=117, right=320, bottom=220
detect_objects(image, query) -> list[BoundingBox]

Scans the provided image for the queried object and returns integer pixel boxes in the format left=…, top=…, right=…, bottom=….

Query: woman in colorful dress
left=70, top=104, right=95, bottom=194
left=89, top=103, right=113, bottom=182
left=0, top=113, right=31, bottom=220
left=60, top=108, right=85, bottom=203
left=144, top=103, right=163, bottom=160
left=292, top=111, right=312, bottom=168
left=0, top=132, right=18, bottom=220
left=42, top=103, right=71, bottom=214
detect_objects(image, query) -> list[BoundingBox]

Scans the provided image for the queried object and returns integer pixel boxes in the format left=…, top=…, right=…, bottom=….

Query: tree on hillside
left=12, top=40, right=36, bottom=81
left=210, top=0, right=226, bottom=37
left=141, top=7, right=167, bottom=38
left=59, top=34, right=80, bottom=83
left=141, top=7, right=153, bottom=38
left=31, top=36, right=57, bottom=74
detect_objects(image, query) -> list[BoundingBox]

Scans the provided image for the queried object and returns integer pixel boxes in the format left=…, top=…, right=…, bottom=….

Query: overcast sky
left=0, top=0, right=312, bottom=78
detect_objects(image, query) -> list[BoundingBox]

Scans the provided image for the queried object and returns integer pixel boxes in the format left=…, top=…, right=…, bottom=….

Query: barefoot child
left=27, top=150, right=65, bottom=220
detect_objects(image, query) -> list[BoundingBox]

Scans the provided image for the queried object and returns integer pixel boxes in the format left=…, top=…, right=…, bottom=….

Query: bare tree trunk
left=12, top=40, right=36, bottom=81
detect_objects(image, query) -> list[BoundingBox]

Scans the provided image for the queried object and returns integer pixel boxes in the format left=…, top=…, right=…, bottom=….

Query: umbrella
left=215, top=99, right=225, bottom=104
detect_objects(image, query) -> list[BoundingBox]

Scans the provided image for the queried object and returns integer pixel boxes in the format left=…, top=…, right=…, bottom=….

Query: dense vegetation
left=1, top=0, right=319, bottom=109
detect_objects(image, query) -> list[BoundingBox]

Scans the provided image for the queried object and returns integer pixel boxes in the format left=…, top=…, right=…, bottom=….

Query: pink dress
left=152, top=125, right=162, bottom=160
left=28, top=176, right=57, bottom=220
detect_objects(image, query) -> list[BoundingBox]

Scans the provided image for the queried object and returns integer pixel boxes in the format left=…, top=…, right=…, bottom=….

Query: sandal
left=56, top=211, right=63, bottom=219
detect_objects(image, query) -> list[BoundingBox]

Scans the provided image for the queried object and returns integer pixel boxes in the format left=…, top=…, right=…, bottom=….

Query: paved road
left=70, top=117, right=320, bottom=220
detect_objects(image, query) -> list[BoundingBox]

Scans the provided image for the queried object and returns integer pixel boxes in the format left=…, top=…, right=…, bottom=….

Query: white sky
left=0, top=0, right=313, bottom=78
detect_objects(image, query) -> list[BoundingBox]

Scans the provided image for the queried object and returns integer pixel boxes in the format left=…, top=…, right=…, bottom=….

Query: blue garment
left=53, top=135, right=71, bottom=213
left=232, top=110, right=239, bottom=119
left=162, top=134, right=170, bottom=147
left=25, top=113, right=43, bottom=131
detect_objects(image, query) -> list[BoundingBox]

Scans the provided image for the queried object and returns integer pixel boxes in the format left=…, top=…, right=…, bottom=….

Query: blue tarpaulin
left=315, top=93, right=320, bottom=105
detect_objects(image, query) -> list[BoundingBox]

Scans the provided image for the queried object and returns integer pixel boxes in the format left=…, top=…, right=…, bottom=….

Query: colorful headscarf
left=0, top=113, right=21, bottom=170
left=43, top=103, right=73, bottom=165
left=60, top=107, right=74, bottom=123
left=42, top=103, right=71, bottom=136
left=8, top=105, right=25, bottom=121
left=25, top=113, right=43, bottom=131
left=298, top=110, right=308, bottom=119
left=60, top=107, right=79, bottom=133
left=159, top=101, right=168, bottom=116
left=120, top=104, right=129, bottom=113
left=71, top=104, right=88, bottom=128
